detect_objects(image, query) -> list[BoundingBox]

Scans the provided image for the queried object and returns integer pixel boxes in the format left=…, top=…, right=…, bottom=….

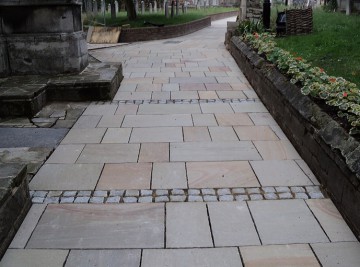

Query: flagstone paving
left=1, top=17, right=359, bottom=267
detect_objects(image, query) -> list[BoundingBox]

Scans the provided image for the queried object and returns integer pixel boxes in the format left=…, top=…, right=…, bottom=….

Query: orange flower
left=329, top=78, right=336, bottom=83
left=295, top=57, right=303, bottom=61
left=343, top=92, right=348, bottom=97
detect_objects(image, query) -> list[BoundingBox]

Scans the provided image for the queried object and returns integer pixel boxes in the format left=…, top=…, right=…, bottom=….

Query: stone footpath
left=1, top=18, right=360, bottom=267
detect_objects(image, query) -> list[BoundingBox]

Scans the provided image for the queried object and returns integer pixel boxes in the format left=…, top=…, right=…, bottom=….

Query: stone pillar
left=0, top=0, right=88, bottom=75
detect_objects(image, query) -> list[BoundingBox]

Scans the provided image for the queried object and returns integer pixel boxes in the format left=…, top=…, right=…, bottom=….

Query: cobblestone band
left=30, top=186, right=325, bottom=204
left=101, top=98, right=260, bottom=105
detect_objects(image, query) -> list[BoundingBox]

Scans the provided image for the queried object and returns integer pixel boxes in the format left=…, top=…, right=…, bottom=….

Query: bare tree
left=124, top=0, right=137, bottom=20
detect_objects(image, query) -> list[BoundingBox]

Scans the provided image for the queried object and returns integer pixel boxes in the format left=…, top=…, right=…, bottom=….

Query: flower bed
left=229, top=35, right=360, bottom=238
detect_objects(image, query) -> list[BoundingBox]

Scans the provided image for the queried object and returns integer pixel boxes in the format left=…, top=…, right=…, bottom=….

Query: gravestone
left=115, top=0, right=119, bottom=13
left=0, top=0, right=88, bottom=76
left=165, top=1, right=169, bottom=17
left=101, top=0, right=105, bottom=13
left=154, top=1, right=157, bottom=12
left=135, top=0, right=139, bottom=14
left=141, top=1, right=145, bottom=14
left=150, top=2, right=153, bottom=13
left=93, top=0, right=98, bottom=16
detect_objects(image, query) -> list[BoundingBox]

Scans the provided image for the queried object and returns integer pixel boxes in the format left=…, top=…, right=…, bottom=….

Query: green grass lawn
left=84, top=7, right=238, bottom=28
left=275, top=8, right=360, bottom=86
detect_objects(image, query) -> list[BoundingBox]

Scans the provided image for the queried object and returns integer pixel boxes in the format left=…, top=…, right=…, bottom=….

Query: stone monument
left=0, top=0, right=88, bottom=76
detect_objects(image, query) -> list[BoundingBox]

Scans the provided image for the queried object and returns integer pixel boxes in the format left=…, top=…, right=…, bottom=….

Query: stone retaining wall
left=119, top=11, right=238, bottom=43
left=229, top=36, right=360, bottom=238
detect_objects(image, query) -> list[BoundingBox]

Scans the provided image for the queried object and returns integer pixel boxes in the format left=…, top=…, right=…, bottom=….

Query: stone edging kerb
left=119, top=11, right=238, bottom=42
left=229, top=36, right=360, bottom=238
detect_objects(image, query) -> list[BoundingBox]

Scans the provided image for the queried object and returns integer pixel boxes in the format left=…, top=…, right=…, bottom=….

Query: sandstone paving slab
left=141, top=248, right=242, bottom=267
left=97, top=163, right=152, bottom=190
left=166, top=202, right=213, bottom=248
left=0, top=249, right=68, bottom=267
left=65, top=249, right=141, bottom=267
left=306, top=199, right=357, bottom=242
left=10, top=204, right=47, bottom=249
left=171, top=91, right=199, bottom=100
left=29, top=164, right=103, bottom=190
left=234, top=126, right=279, bottom=141
left=46, top=144, right=84, bottom=164
left=248, top=200, right=329, bottom=244
left=249, top=113, right=278, bottom=126
left=254, top=140, right=301, bottom=160
left=138, top=104, right=201, bottom=115
left=170, top=142, right=262, bottom=162
left=240, top=244, right=320, bottom=267
left=27, top=204, right=165, bottom=249
left=170, top=77, right=217, bottom=84
left=72, top=115, right=101, bottom=129
left=101, top=128, right=131, bottom=143
left=192, top=114, right=218, bottom=126
left=76, top=144, right=140, bottom=163
left=216, top=91, right=247, bottom=99
left=180, top=83, right=206, bottom=91
left=295, top=159, right=320, bottom=185
left=114, top=92, right=152, bottom=101
left=208, top=202, right=260, bottom=246
left=231, top=102, right=268, bottom=113
left=138, top=143, right=169, bottom=162
left=97, top=115, right=124, bottom=128
left=183, top=127, right=211, bottom=142
left=61, top=128, right=106, bottom=144
left=200, top=103, right=234, bottom=114
left=187, top=161, right=260, bottom=188
left=198, top=91, right=218, bottom=99
left=243, top=89, right=259, bottom=99
left=205, top=83, right=233, bottom=91
left=152, top=92, right=171, bottom=100
left=209, top=126, right=238, bottom=141
left=123, top=114, right=192, bottom=128
left=152, top=162, right=187, bottom=189
left=215, top=113, right=253, bottom=126
left=115, top=104, right=139, bottom=115
left=130, top=127, right=183, bottom=143
left=311, top=242, right=360, bottom=267
left=250, top=160, right=313, bottom=186
left=83, top=104, right=118, bottom=116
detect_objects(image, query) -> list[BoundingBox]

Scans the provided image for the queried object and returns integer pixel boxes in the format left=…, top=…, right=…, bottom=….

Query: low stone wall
left=229, top=36, right=360, bottom=238
left=119, top=11, right=238, bottom=43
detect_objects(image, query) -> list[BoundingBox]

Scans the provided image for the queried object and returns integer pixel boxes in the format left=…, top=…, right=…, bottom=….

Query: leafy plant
left=235, top=19, right=264, bottom=36
left=323, top=0, right=338, bottom=12
left=242, top=32, right=360, bottom=135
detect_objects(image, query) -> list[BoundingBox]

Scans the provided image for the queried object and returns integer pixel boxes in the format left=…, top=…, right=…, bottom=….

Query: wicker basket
left=286, top=8, right=313, bottom=35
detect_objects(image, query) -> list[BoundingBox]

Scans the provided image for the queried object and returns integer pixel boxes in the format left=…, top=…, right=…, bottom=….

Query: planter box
left=229, top=36, right=360, bottom=238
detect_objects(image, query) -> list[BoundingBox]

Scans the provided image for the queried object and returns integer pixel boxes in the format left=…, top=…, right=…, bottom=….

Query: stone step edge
left=30, top=186, right=325, bottom=204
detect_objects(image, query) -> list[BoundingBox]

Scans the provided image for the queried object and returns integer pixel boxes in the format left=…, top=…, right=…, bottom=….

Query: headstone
left=141, top=1, right=145, bottom=14
left=135, top=0, right=139, bottom=14
left=115, top=1, right=119, bottom=13
left=154, top=1, right=157, bottom=12
left=150, top=2, right=153, bottom=13
left=93, top=0, right=98, bottom=16
left=108, top=3, right=111, bottom=12
left=101, top=0, right=105, bottom=13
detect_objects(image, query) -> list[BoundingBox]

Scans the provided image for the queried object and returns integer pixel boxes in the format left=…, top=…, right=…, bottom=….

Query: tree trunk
left=111, top=0, right=116, bottom=19
left=124, top=0, right=137, bottom=20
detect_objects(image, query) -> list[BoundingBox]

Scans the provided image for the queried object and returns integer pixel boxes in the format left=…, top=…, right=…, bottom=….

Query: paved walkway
left=1, top=18, right=360, bottom=267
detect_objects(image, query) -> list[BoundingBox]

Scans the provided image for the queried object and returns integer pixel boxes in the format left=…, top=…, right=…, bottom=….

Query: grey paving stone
left=235, top=195, right=249, bottom=201
left=306, top=186, right=321, bottom=193
left=47, top=191, right=63, bottom=197
left=123, top=197, right=138, bottom=203
left=248, top=200, right=329, bottom=244
left=74, top=197, right=90, bottom=203
left=33, top=191, right=48, bottom=198
left=155, top=196, right=169, bottom=202
left=208, top=202, right=260, bottom=246
left=188, top=189, right=201, bottom=195
left=232, top=188, right=246, bottom=194
left=44, top=197, right=60, bottom=204
left=294, top=193, right=309, bottom=199
left=66, top=249, right=141, bottom=267
left=141, top=248, right=242, bottom=267
left=32, top=197, right=45, bottom=203
left=60, top=197, right=75, bottom=203
left=141, top=190, right=153, bottom=196
left=291, top=186, right=306, bottom=193
left=0, top=249, right=68, bottom=267
left=279, top=193, right=293, bottom=199
left=217, top=188, right=231, bottom=195
left=264, top=193, right=278, bottom=200
left=170, top=195, right=186, bottom=202
left=309, top=192, right=325, bottom=199
left=166, top=203, right=213, bottom=248
left=275, top=186, right=290, bottom=193
left=188, top=195, right=203, bottom=202
left=247, top=188, right=261, bottom=194
left=171, top=189, right=185, bottom=195
left=202, top=188, right=216, bottom=195
left=155, top=190, right=168, bottom=196
left=93, top=190, right=108, bottom=197
left=139, top=196, right=153, bottom=203
left=262, top=187, right=275, bottom=193
left=89, top=197, right=104, bottom=203
left=106, top=196, right=121, bottom=203
left=203, top=195, right=218, bottom=202
left=77, top=190, right=92, bottom=197
left=250, top=194, right=263, bottom=200
left=125, top=190, right=140, bottom=197
left=63, top=191, right=77, bottom=197
left=219, top=195, right=234, bottom=202
left=109, top=190, right=124, bottom=197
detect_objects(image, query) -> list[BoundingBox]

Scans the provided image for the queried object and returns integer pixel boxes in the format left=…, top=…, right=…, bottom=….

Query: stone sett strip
left=30, top=186, right=325, bottom=204
left=96, top=98, right=260, bottom=105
